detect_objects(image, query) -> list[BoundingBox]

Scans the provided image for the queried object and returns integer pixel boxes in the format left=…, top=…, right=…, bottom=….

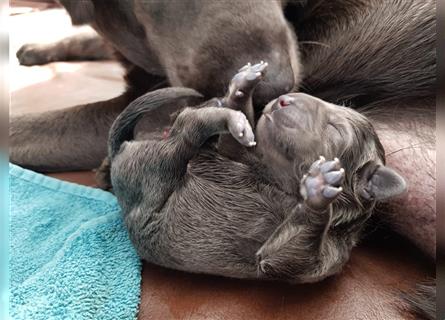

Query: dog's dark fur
left=11, top=0, right=436, bottom=318
left=400, top=281, right=436, bottom=320
left=108, top=64, right=406, bottom=283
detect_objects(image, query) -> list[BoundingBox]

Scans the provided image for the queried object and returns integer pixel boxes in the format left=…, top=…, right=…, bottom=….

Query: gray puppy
left=108, top=62, right=406, bottom=283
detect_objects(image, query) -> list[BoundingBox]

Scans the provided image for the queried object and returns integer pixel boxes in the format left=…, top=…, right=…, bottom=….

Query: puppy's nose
left=253, top=65, right=295, bottom=108
left=278, top=95, right=295, bottom=107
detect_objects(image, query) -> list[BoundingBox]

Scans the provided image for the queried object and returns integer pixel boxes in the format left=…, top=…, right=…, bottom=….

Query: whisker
left=385, top=143, right=427, bottom=157
left=299, top=41, right=331, bottom=49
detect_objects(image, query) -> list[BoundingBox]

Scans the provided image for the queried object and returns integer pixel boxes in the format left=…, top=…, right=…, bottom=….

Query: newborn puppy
left=108, top=63, right=406, bottom=283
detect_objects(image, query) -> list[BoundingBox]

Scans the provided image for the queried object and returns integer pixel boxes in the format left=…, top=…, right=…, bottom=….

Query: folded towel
left=9, top=164, right=141, bottom=320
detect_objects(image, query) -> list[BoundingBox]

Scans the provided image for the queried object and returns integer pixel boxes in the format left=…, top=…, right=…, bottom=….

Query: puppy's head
left=255, top=93, right=406, bottom=221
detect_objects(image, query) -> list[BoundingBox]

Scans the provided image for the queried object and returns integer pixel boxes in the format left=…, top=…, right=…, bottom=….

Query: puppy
left=108, top=63, right=406, bottom=283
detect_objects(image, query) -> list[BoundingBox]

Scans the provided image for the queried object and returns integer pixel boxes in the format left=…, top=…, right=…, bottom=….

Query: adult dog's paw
left=300, top=156, right=345, bottom=210
left=17, top=43, right=54, bottom=66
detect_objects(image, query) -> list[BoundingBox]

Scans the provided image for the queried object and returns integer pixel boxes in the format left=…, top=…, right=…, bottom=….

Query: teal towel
left=9, top=164, right=141, bottom=320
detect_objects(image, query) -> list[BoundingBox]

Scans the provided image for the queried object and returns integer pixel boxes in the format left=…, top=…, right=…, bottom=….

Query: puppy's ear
left=59, top=0, right=95, bottom=25
left=357, top=161, right=407, bottom=201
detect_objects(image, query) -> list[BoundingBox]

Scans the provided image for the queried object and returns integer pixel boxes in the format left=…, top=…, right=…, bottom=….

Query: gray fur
left=11, top=0, right=299, bottom=171
left=290, top=0, right=436, bottom=106
left=9, top=0, right=435, bottom=314
left=108, top=67, right=406, bottom=282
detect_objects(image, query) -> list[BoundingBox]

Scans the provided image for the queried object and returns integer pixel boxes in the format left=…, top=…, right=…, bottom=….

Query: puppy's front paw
left=227, top=110, right=256, bottom=147
left=300, top=156, right=345, bottom=210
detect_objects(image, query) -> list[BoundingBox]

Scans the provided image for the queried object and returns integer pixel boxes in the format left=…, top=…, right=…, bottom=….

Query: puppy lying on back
left=108, top=62, right=406, bottom=283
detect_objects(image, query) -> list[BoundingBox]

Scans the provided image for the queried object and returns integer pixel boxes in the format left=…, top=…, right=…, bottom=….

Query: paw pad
left=300, top=156, right=345, bottom=210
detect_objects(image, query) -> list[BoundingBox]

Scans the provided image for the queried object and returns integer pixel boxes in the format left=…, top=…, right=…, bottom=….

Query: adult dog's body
left=11, top=0, right=435, bottom=311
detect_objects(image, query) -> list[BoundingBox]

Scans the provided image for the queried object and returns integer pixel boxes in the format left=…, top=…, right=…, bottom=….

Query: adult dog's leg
left=10, top=92, right=131, bottom=172
left=16, top=29, right=113, bottom=66
left=10, top=66, right=167, bottom=172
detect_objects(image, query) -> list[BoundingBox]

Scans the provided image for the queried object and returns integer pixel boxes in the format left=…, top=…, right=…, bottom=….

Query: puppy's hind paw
left=227, top=110, right=256, bottom=147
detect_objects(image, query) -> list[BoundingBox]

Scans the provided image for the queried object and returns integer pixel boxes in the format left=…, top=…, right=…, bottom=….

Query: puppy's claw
left=308, top=156, right=326, bottom=175
left=235, top=90, right=244, bottom=98
left=238, top=62, right=251, bottom=72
